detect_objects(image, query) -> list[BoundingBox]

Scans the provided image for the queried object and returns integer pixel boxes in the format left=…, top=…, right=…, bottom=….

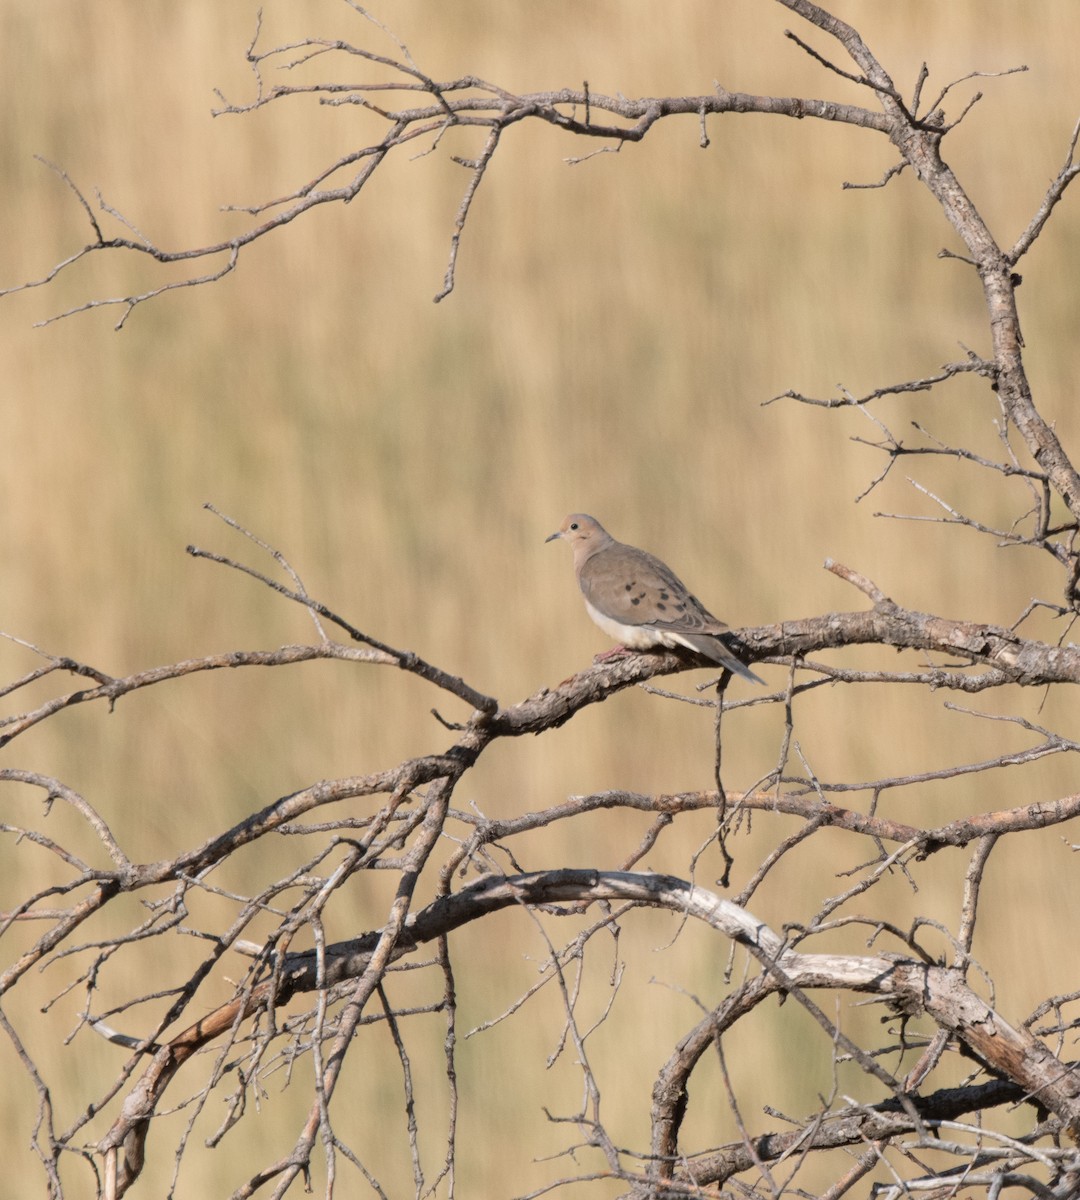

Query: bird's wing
left=578, top=543, right=726, bottom=634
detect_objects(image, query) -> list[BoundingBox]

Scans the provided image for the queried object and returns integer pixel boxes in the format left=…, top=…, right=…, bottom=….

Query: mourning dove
left=546, top=514, right=763, bottom=683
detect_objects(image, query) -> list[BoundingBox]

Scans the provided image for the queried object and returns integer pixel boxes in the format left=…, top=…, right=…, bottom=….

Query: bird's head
left=545, top=514, right=613, bottom=563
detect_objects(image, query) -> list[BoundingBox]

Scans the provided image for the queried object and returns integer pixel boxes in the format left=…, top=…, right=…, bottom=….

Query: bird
left=546, top=513, right=763, bottom=683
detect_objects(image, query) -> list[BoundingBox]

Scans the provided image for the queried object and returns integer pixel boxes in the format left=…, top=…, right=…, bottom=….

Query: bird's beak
left=545, top=529, right=563, bottom=544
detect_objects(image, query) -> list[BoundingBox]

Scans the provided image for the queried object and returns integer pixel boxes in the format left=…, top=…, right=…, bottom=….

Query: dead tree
left=3, top=2, right=1080, bottom=1197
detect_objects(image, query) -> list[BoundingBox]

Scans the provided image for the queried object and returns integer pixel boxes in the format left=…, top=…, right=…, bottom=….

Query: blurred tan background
left=2, top=2, right=1080, bottom=1195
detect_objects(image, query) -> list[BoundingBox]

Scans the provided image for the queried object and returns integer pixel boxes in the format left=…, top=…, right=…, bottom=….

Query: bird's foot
left=592, top=645, right=633, bottom=664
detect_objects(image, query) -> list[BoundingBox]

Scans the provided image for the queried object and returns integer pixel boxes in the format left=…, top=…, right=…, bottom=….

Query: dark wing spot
left=659, top=591, right=669, bottom=601
left=675, top=602, right=686, bottom=613
left=656, top=602, right=667, bottom=611
left=631, top=596, right=641, bottom=606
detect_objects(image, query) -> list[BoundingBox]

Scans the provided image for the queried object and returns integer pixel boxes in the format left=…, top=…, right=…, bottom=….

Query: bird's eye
left=569, top=522, right=579, bottom=531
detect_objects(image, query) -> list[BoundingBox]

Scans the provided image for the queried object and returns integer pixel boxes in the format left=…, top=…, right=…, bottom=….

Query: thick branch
left=667, top=1076, right=1032, bottom=1188
left=107, top=869, right=1080, bottom=1162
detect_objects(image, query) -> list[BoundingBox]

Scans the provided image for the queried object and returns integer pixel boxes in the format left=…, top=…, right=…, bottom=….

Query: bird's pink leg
left=592, top=644, right=633, bottom=663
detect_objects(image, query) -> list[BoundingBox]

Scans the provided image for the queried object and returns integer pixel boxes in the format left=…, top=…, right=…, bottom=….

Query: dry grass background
left=1, top=2, right=1080, bottom=1195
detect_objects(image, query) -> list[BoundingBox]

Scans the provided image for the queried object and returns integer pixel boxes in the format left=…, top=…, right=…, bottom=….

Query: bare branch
left=766, top=358, right=992, bottom=408
left=923, top=64, right=1030, bottom=122
left=1010, top=115, right=1080, bottom=263
left=435, top=124, right=501, bottom=302
left=186, top=534, right=498, bottom=713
